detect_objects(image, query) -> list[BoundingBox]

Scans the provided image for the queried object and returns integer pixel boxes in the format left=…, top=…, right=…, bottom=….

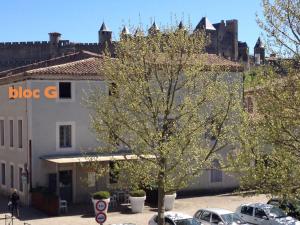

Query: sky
left=1, top=0, right=263, bottom=54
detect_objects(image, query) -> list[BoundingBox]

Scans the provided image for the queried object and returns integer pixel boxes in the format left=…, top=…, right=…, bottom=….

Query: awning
left=40, top=153, right=155, bottom=164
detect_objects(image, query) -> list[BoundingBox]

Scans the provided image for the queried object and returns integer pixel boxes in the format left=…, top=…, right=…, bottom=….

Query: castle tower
left=49, top=32, right=61, bottom=45
left=254, top=37, right=265, bottom=65
left=195, top=17, right=217, bottom=54
left=49, top=32, right=61, bottom=58
left=148, top=21, right=160, bottom=35
left=98, top=22, right=112, bottom=45
left=225, top=20, right=238, bottom=61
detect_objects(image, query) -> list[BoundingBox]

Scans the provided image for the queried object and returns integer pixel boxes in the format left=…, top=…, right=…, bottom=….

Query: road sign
left=95, top=212, right=107, bottom=224
left=95, top=200, right=107, bottom=212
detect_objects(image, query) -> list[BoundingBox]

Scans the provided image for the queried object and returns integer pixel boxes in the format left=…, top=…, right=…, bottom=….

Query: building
left=0, top=51, right=243, bottom=205
left=0, top=18, right=251, bottom=73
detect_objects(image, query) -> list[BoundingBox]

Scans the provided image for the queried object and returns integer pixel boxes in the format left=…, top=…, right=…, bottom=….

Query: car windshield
left=268, top=207, right=287, bottom=218
left=175, top=218, right=201, bottom=225
left=221, top=213, right=245, bottom=224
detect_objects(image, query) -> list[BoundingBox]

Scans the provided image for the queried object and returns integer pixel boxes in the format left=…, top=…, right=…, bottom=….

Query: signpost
left=94, top=200, right=108, bottom=224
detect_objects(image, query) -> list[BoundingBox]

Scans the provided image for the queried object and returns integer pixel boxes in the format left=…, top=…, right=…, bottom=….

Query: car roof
left=199, top=208, right=234, bottom=215
left=164, top=212, right=193, bottom=220
left=241, top=203, right=274, bottom=210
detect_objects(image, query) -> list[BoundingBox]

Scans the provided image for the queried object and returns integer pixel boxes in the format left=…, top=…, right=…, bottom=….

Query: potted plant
left=164, top=191, right=176, bottom=211
left=129, top=189, right=146, bottom=213
left=91, top=191, right=110, bottom=214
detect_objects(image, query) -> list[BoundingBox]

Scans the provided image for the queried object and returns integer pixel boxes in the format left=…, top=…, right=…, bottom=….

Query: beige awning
left=41, top=154, right=155, bottom=164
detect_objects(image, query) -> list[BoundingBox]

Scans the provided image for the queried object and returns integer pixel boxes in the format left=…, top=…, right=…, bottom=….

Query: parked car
left=194, top=208, right=250, bottom=225
left=236, top=203, right=300, bottom=225
left=267, top=198, right=300, bottom=220
left=149, top=211, right=202, bottom=225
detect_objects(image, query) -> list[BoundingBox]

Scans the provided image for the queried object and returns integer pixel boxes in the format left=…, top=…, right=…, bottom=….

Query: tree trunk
left=157, top=171, right=165, bottom=225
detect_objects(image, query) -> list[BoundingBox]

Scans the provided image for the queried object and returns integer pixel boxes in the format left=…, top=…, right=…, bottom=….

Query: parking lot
left=0, top=193, right=267, bottom=225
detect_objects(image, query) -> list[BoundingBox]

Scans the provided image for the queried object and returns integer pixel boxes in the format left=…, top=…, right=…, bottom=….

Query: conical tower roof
left=255, top=37, right=264, bottom=48
left=178, top=21, right=185, bottom=30
left=121, top=26, right=130, bottom=35
left=134, top=27, right=144, bottom=37
left=195, top=17, right=216, bottom=31
left=99, top=22, right=110, bottom=32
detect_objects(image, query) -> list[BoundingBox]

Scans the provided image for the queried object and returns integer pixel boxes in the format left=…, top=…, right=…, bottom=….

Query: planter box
left=31, top=192, right=59, bottom=216
left=129, top=196, right=146, bottom=213
left=164, top=193, right=176, bottom=211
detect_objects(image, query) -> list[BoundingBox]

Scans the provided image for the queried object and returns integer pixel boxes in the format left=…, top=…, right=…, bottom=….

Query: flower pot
left=164, top=193, right=176, bottom=211
left=129, top=196, right=146, bottom=213
left=91, top=198, right=110, bottom=215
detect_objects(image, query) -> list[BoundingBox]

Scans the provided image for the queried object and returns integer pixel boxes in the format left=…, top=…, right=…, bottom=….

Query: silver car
left=236, top=203, right=300, bottom=225
left=194, top=208, right=250, bottom=225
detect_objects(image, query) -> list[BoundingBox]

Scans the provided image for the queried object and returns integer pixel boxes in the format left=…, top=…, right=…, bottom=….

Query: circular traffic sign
left=96, top=200, right=107, bottom=211
left=95, top=212, right=107, bottom=224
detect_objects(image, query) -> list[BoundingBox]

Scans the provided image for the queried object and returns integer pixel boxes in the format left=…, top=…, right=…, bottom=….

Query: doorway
left=59, top=170, right=73, bottom=203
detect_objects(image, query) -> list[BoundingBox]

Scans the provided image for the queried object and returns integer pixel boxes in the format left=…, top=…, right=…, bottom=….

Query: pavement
left=0, top=193, right=268, bottom=225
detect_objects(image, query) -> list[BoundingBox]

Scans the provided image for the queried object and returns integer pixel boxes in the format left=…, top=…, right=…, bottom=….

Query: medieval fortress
left=0, top=17, right=265, bottom=72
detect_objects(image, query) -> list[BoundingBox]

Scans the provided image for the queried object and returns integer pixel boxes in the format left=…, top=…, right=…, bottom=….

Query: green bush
left=165, top=191, right=176, bottom=195
left=129, top=189, right=146, bottom=197
left=92, top=191, right=110, bottom=199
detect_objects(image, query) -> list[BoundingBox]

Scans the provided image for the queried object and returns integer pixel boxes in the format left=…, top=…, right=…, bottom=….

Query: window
left=18, top=120, right=22, bottom=148
left=200, top=211, right=211, bottom=222
left=211, top=214, right=222, bottom=224
left=245, top=96, right=254, bottom=113
left=10, top=165, right=14, bottom=188
left=211, top=159, right=222, bottom=183
left=0, top=120, right=4, bottom=147
left=59, top=82, right=71, bottom=99
left=59, top=125, right=72, bottom=148
left=255, top=208, right=267, bottom=219
left=9, top=120, right=13, bottom=147
left=19, top=167, right=23, bottom=192
left=87, top=172, right=96, bottom=187
left=241, top=206, right=254, bottom=216
left=1, top=163, right=5, bottom=185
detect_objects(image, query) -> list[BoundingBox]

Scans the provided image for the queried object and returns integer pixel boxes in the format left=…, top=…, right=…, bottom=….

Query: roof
left=201, top=208, right=234, bottom=215
left=149, top=21, right=160, bottom=32
left=0, top=52, right=243, bottom=85
left=255, top=37, right=264, bottom=48
left=100, top=22, right=110, bottom=32
left=41, top=152, right=155, bottom=164
left=26, top=57, right=103, bottom=75
left=195, top=17, right=216, bottom=31
left=164, top=212, right=193, bottom=220
left=241, top=203, right=274, bottom=210
left=178, top=21, right=185, bottom=30
left=0, top=50, right=102, bottom=78
left=121, top=26, right=130, bottom=35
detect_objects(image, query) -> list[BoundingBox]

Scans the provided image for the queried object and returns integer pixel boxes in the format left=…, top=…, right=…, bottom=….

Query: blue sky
left=1, top=0, right=263, bottom=54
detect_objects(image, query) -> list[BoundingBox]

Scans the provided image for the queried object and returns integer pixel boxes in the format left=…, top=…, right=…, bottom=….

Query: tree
left=230, top=0, right=300, bottom=198
left=257, top=0, right=300, bottom=58
left=86, top=25, right=241, bottom=225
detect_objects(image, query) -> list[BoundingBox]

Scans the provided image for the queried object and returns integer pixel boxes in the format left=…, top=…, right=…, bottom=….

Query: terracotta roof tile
left=26, top=57, right=103, bottom=75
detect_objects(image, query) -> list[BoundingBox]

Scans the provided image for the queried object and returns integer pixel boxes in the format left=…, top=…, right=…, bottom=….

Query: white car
left=236, top=203, right=300, bottom=225
left=149, top=211, right=202, bottom=225
left=194, top=208, right=250, bottom=225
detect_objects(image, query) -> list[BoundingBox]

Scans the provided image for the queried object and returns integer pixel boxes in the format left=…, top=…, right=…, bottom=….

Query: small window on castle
left=245, top=96, right=254, bottom=113
left=59, top=82, right=71, bottom=99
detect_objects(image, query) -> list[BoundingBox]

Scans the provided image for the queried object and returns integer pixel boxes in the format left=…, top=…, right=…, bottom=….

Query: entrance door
left=59, top=170, right=73, bottom=203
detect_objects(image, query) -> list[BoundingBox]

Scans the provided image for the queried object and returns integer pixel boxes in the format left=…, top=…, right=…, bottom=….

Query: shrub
left=92, top=191, right=110, bottom=199
left=165, top=191, right=176, bottom=195
left=129, top=189, right=146, bottom=197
